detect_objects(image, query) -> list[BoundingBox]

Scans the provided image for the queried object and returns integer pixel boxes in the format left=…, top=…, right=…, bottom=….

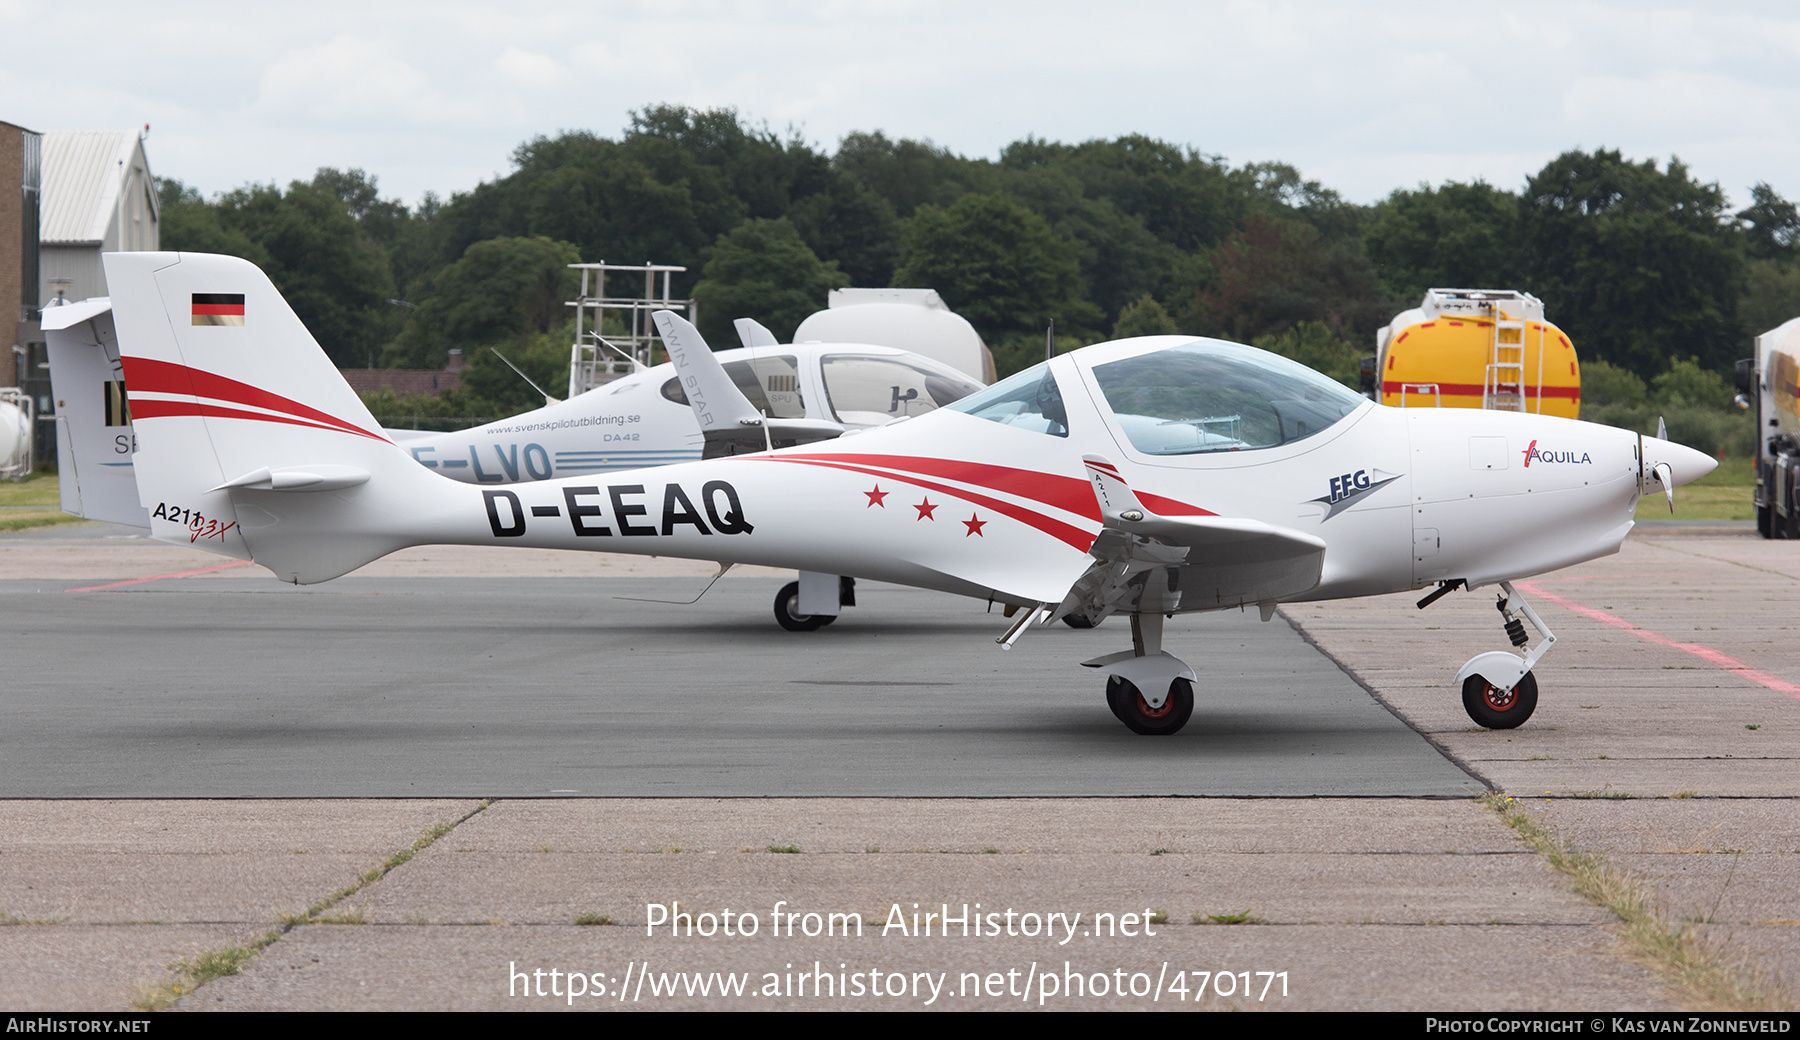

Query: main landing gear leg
left=1454, top=581, right=1557, bottom=730
left=773, top=573, right=856, bottom=632
left=1081, top=608, right=1195, bottom=735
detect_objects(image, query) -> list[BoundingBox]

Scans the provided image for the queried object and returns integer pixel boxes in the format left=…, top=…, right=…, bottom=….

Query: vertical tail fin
left=42, top=300, right=150, bottom=528
left=104, top=251, right=434, bottom=581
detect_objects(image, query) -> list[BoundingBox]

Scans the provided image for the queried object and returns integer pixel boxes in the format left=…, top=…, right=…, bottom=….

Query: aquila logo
left=1520, top=440, right=1592, bottom=468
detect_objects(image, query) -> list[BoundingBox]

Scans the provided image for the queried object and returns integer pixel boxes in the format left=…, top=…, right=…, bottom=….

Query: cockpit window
left=944, top=362, right=1068, bottom=438
left=658, top=355, right=805, bottom=418
left=1094, top=340, right=1361, bottom=455
left=820, top=354, right=983, bottom=425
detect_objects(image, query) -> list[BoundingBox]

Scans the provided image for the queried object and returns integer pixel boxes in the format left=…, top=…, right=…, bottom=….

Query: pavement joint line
left=1278, top=606, right=1495, bottom=793
left=1484, top=793, right=1794, bottom=1012
left=1515, top=581, right=1800, bottom=699
left=1639, top=537, right=1800, bottom=579
left=130, top=797, right=493, bottom=1010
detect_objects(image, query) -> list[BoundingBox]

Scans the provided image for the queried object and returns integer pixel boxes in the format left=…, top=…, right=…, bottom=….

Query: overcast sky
left=5, top=0, right=1798, bottom=211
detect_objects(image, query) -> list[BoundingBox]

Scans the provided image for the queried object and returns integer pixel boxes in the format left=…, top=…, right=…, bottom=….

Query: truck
left=1742, top=317, right=1800, bottom=537
left=1365, top=288, right=1581, bottom=419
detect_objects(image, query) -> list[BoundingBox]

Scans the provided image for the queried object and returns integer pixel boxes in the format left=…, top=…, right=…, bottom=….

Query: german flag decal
left=191, top=293, right=245, bottom=326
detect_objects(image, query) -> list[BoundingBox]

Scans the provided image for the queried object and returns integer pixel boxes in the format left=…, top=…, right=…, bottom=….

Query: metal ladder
left=1484, top=314, right=1527, bottom=412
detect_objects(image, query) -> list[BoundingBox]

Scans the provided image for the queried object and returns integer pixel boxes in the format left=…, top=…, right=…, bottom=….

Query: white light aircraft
left=104, top=251, right=1715, bottom=735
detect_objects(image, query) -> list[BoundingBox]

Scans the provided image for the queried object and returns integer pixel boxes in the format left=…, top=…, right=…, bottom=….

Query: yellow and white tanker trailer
left=1366, top=288, right=1581, bottom=419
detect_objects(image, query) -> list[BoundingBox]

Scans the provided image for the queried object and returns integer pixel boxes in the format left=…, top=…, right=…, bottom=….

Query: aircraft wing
left=1056, top=456, right=1326, bottom=623
left=653, top=311, right=847, bottom=457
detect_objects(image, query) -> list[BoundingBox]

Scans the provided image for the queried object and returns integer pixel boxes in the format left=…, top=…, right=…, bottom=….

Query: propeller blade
left=1654, top=461, right=1674, bottom=512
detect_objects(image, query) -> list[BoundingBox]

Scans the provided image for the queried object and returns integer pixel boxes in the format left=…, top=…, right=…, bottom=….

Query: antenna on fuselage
left=1045, top=319, right=1055, bottom=363
left=489, top=348, right=561, bottom=406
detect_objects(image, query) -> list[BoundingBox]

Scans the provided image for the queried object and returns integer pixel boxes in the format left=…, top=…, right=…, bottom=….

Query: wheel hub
left=1137, top=690, right=1175, bottom=719
left=1482, top=683, right=1517, bottom=712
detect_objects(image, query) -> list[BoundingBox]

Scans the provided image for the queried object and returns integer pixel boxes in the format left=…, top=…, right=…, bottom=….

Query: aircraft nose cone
left=1644, top=436, right=1717, bottom=489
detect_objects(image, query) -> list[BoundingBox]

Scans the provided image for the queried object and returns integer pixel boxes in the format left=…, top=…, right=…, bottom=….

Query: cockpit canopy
left=949, top=338, right=1364, bottom=454
left=1093, top=339, right=1364, bottom=455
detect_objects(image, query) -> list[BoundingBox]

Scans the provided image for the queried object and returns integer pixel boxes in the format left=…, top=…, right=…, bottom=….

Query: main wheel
left=1106, top=676, right=1194, bottom=735
left=1461, top=670, right=1538, bottom=729
left=774, top=581, right=829, bottom=631
left=1062, top=614, right=1096, bottom=629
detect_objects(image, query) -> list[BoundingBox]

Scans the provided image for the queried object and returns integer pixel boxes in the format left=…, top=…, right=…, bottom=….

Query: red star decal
left=914, top=497, right=938, bottom=520
left=962, top=513, right=986, bottom=537
left=864, top=484, right=889, bottom=507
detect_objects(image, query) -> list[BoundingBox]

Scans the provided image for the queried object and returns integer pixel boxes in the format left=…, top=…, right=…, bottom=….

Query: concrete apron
left=0, top=531, right=1794, bottom=1010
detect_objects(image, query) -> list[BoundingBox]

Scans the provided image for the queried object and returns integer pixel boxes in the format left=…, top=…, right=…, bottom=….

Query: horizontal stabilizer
left=211, top=465, right=371, bottom=492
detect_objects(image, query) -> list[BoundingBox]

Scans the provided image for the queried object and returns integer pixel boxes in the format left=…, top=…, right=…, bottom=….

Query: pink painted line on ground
left=1515, top=580, right=1800, bottom=699
left=64, top=559, right=254, bottom=592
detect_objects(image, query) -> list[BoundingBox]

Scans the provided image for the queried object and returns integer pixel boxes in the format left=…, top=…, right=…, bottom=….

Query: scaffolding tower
left=565, top=262, right=695, bottom=399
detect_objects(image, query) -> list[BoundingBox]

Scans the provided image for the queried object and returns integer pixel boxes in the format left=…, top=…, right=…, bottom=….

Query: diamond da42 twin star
left=106, top=251, right=1715, bottom=735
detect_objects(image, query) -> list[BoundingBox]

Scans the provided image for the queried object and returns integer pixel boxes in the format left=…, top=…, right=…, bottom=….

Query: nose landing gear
left=1449, top=580, right=1556, bottom=729
left=1082, top=608, right=1197, bottom=735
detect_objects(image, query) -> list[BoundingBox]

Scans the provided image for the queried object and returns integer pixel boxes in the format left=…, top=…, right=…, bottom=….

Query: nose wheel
left=1447, top=581, right=1556, bottom=729
left=1106, top=675, right=1194, bottom=735
left=1461, top=671, right=1538, bottom=729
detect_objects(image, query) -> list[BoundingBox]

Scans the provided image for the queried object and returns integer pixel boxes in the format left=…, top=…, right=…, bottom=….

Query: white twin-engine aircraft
left=107, top=251, right=1714, bottom=735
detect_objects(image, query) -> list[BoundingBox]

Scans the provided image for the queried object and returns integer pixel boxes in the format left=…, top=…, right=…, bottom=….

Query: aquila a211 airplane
left=105, top=251, right=1715, bottom=735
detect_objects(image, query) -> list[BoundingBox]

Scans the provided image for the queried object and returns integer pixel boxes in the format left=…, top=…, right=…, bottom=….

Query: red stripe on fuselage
left=773, top=453, right=1215, bottom=521
left=761, top=456, right=1099, bottom=551
left=778, top=452, right=1101, bottom=520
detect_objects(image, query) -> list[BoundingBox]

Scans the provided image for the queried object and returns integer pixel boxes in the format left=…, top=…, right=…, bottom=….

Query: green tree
left=158, top=175, right=397, bottom=367
left=691, top=218, right=849, bottom=344
left=1520, top=150, right=1744, bottom=379
left=834, top=131, right=989, bottom=218
left=892, top=193, right=1101, bottom=375
left=1741, top=258, right=1800, bottom=337
left=1252, top=321, right=1361, bottom=388
left=1578, top=358, right=1648, bottom=408
left=1111, top=294, right=1178, bottom=338
left=1364, top=181, right=1521, bottom=300
left=386, top=236, right=581, bottom=368
left=784, top=176, right=900, bottom=287
left=1737, top=182, right=1800, bottom=263
left=1651, top=357, right=1732, bottom=409
left=156, top=178, right=271, bottom=267
left=1178, top=214, right=1390, bottom=345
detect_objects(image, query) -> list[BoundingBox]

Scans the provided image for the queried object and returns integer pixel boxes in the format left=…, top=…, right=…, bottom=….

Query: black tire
left=1461, top=670, right=1538, bottom=729
left=1788, top=466, right=1800, bottom=539
left=1759, top=502, right=1775, bottom=539
left=1062, top=614, right=1096, bottom=629
left=774, top=581, right=828, bottom=632
left=1106, top=676, right=1194, bottom=735
left=1105, top=675, right=1130, bottom=722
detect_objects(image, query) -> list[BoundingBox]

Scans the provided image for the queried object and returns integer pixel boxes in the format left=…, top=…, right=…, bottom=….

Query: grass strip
left=0, top=512, right=84, bottom=533
left=1485, top=793, right=1790, bottom=1011
left=133, top=799, right=490, bottom=1010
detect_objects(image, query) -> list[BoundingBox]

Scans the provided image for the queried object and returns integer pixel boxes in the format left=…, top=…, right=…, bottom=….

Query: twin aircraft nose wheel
left=1105, top=675, right=1195, bottom=735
